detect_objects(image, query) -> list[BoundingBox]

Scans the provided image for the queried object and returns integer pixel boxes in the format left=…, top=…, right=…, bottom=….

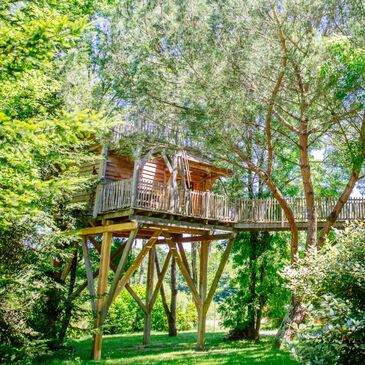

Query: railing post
left=205, top=192, right=210, bottom=219
left=131, top=148, right=142, bottom=208
left=93, top=185, right=103, bottom=218
left=169, top=154, right=178, bottom=214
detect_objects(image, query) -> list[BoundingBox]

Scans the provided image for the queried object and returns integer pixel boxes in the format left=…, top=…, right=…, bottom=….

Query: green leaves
left=320, top=39, right=365, bottom=106
left=286, top=223, right=365, bottom=364
left=0, top=1, right=88, bottom=79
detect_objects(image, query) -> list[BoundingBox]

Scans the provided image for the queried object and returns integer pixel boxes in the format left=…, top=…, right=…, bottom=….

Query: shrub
left=104, top=285, right=145, bottom=334
left=176, top=303, right=197, bottom=331
left=285, top=223, right=365, bottom=364
left=104, top=285, right=196, bottom=334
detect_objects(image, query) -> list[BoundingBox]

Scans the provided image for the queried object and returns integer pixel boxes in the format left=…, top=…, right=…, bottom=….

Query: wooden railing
left=96, top=179, right=365, bottom=224
left=98, top=179, right=132, bottom=213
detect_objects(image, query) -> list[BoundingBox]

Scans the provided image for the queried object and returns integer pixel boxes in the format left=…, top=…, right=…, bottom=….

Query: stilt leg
left=197, top=241, right=209, bottom=350
left=143, top=245, right=155, bottom=345
left=92, top=231, right=112, bottom=360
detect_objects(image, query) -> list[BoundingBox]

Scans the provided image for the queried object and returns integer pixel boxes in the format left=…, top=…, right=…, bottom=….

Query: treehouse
left=80, top=143, right=235, bottom=225
left=70, top=122, right=365, bottom=361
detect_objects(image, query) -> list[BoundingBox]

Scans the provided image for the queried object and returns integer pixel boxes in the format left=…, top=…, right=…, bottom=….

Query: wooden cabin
left=78, top=145, right=234, bottom=222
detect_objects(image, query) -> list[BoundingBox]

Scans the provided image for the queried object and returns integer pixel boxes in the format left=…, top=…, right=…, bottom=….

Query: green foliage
left=0, top=220, right=66, bottom=363
left=219, top=232, right=291, bottom=334
left=0, top=0, right=104, bottom=363
left=104, top=285, right=197, bottom=334
left=0, top=1, right=87, bottom=79
left=285, top=223, right=365, bottom=364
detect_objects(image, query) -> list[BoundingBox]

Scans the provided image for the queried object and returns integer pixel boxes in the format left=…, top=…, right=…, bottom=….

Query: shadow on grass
left=37, top=331, right=298, bottom=365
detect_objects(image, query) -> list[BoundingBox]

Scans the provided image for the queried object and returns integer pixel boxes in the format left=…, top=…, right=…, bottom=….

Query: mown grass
left=37, top=331, right=298, bottom=365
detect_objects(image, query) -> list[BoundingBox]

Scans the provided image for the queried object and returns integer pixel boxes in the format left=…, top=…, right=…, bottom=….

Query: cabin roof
left=177, top=151, right=232, bottom=177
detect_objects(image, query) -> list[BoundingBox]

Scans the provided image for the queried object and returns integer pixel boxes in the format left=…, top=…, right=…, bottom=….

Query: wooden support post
left=143, top=245, right=155, bottom=345
left=197, top=241, right=209, bottom=350
left=81, top=238, right=97, bottom=313
left=203, top=236, right=236, bottom=316
left=103, top=229, right=138, bottom=315
left=92, top=231, right=112, bottom=361
left=99, top=230, right=161, bottom=324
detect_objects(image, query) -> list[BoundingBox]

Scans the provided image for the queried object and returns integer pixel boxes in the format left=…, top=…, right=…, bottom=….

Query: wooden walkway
left=93, top=179, right=365, bottom=229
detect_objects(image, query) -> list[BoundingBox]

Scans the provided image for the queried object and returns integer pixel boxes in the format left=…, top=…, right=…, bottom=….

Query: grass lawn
left=37, top=331, right=298, bottom=365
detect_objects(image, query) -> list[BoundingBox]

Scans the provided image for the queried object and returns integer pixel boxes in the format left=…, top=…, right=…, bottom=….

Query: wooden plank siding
left=105, top=153, right=134, bottom=181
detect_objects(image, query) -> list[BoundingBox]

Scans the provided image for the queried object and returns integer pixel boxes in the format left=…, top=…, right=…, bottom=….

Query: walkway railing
left=95, top=179, right=365, bottom=224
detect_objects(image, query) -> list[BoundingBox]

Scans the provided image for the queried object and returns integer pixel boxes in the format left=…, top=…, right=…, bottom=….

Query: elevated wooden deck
left=92, top=179, right=365, bottom=230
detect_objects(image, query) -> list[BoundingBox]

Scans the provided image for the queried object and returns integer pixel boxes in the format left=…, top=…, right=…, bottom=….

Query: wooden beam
left=72, top=238, right=127, bottom=300
left=101, top=230, right=161, bottom=322
left=163, top=233, right=200, bottom=306
left=74, top=221, right=138, bottom=236
left=98, top=208, right=134, bottom=220
left=177, top=241, right=191, bottom=277
left=106, top=229, right=138, bottom=309
left=155, top=233, right=232, bottom=244
left=89, top=235, right=101, bottom=251
left=204, top=235, right=236, bottom=316
left=81, top=238, right=97, bottom=313
left=126, top=283, right=147, bottom=314
left=143, top=245, right=155, bottom=345
left=197, top=241, right=209, bottom=351
left=77, top=239, right=148, bottom=317
left=149, top=251, right=172, bottom=310
left=161, top=152, right=173, bottom=173
left=92, top=231, right=112, bottom=361
left=73, top=236, right=153, bottom=325
left=131, top=215, right=233, bottom=233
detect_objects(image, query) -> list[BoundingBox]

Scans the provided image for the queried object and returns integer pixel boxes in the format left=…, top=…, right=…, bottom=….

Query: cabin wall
left=103, top=153, right=220, bottom=190
left=76, top=151, right=224, bottom=207
left=105, top=153, right=134, bottom=181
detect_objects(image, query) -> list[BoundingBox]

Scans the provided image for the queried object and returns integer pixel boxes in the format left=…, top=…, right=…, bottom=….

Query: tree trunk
left=299, top=118, right=317, bottom=249
left=256, top=259, right=266, bottom=333
left=245, top=232, right=259, bottom=340
left=318, top=110, right=365, bottom=247
left=274, top=295, right=306, bottom=348
left=318, top=170, right=361, bottom=248
left=156, top=253, right=177, bottom=337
